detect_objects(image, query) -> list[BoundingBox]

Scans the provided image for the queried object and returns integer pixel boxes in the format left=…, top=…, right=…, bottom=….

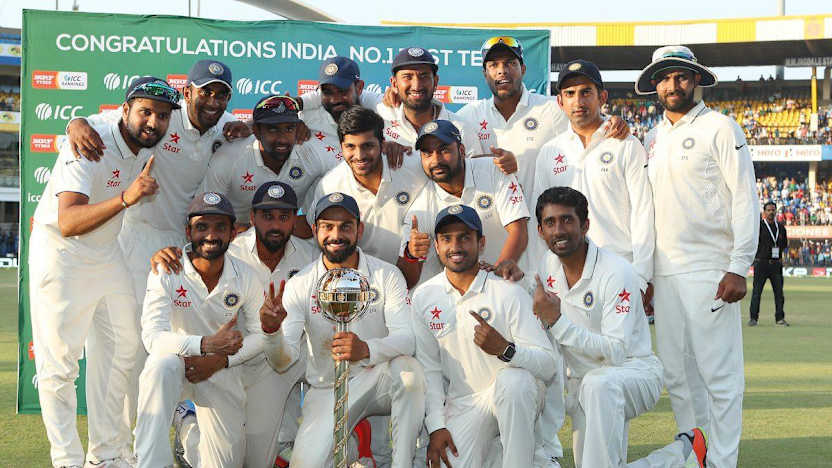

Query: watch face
left=500, top=342, right=516, bottom=362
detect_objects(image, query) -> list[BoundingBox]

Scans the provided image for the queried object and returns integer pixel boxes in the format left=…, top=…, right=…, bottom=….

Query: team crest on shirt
left=477, top=195, right=493, bottom=210
left=288, top=166, right=304, bottom=179
left=223, top=292, right=240, bottom=310
left=600, top=152, right=614, bottom=164
left=369, top=287, right=381, bottom=304
left=523, top=117, right=539, bottom=131
left=477, top=307, right=492, bottom=322
left=395, top=191, right=410, bottom=205
left=583, top=291, right=594, bottom=307
left=682, top=137, right=695, bottom=150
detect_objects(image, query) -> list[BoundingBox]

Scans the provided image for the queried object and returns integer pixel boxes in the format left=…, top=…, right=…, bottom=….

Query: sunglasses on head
left=256, top=96, right=299, bottom=112
left=480, top=36, right=522, bottom=53
left=128, top=81, right=180, bottom=103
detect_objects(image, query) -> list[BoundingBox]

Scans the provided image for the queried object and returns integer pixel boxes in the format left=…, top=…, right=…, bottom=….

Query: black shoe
left=776, top=319, right=790, bottom=326
left=748, top=319, right=758, bottom=326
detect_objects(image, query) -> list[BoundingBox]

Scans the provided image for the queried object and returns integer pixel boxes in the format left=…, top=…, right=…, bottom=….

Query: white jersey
left=644, top=101, right=759, bottom=277
left=532, top=124, right=655, bottom=288
left=539, top=240, right=654, bottom=378
left=400, top=158, right=530, bottom=284
left=458, top=85, right=568, bottom=205
left=141, top=245, right=266, bottom=367
left=83, top=102, right=236, bottom=232
left=411, top=269, right=556, bottom=433
left=32, top=121, right=149, bottom=261
left=227, top=228, right=319, bottom=286
left=307, top=156, right=428, bottom=265
left=263, top=249, right=414, bottom=388
left=201, top=135, right=342, bottom=220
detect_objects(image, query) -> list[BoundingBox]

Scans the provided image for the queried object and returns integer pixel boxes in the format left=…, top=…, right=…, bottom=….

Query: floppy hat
left=635, top=45, right=717, bottom=95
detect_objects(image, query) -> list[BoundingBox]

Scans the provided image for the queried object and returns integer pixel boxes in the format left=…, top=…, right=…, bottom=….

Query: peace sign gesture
left=260, top=280, right=287, bottom=334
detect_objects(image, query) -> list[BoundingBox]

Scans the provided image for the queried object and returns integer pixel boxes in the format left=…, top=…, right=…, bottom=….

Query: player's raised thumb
left=223, top=313, right=238, bottom=329
left=411, top=215, right=420, bottom=232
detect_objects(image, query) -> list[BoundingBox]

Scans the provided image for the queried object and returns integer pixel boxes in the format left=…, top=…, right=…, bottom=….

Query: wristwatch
left=498, top=342, right=516, bottom=362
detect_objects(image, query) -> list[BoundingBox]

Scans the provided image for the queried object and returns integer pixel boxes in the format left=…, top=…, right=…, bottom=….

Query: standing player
left=398, top=120, right=529, bottom=288
left=637, top=46, right=759, bottom=468
left=149, top=182, right=318, bottom=467
left=29, top=76, right=177, bottom=468
left=533, top=186, right=707, bottom=468
left=134, top=192, right=269, bottom=468
left=748, top=201, right=789, bottom=326
left=533, top=60, right=654, bottom=309
left=411, top=204, right=556, bottom=468
left=66, top=60, right=250, bottom=447
left=260, top=192, right=425, bottom=468
left=306, top=106, right=427, bottom=265
left=201, top=95, right=341, bottom=225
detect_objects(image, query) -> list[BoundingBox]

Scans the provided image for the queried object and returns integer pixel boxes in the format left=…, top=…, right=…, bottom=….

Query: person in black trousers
left=749, top=201, right=789, bottom=326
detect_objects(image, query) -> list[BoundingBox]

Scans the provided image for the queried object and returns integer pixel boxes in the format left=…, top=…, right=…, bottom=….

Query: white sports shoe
left=83, top=458, right=134, bottom=468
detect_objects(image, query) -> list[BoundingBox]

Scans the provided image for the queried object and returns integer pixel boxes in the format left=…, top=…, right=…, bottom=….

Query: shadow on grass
left=742, top=390, right=832, bottom=410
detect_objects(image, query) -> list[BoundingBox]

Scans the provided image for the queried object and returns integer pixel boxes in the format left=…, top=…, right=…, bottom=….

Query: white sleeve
left=713, top=122, right=760, bottom=277
left=506, top=290, right=556, bottom=381
left=53, top=149, right=94, bottom=197
left=141, top=272, right=202, bottom=356
left=359, top=90, right=384, bottom=111
left=227, top=273, right=267, bottom=367
left=411, top=290, right=448, bottom=434
left=263, top=276, right=307, bottom=372
left=549, top=269, right=641, bottom=366
left=494, top=169, right=531, bottom=226
left=458, top=119, right=486, bottom=156
left=364, top=268, right=415, bottom=365
left=623, top=139, right=655, bottom=287
left=66, top=108, right=121, bottom=132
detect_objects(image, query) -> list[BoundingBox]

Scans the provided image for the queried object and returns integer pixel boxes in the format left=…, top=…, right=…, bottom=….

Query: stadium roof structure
left=383, top=14, right=832, bottom=70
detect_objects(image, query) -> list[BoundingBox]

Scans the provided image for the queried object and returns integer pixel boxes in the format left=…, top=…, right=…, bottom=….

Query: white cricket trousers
left=118, top=223, right=186, bottom=453
left=533, top=340, right=566, bottom=466
left=29, top=228, right=140, bottom=467
left=445, top=367, right=544, bottom=468
left=290, top=356, right=426, bottom=468
left=241, top=356, right=306, bottom=468
left=653, top=271, right=744, bottom=468
left=134, top=353, right=246, bottom=468
left=566, top=355, right=690, bottom=468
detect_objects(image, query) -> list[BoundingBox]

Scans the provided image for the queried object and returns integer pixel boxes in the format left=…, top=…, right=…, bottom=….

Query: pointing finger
left=469, top=310, right=487, bottom=325
left=142, top=155, right=155, bottom=175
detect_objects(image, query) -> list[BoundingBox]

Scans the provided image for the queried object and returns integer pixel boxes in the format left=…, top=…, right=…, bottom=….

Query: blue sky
left=2, top=0, right=830, bottom=81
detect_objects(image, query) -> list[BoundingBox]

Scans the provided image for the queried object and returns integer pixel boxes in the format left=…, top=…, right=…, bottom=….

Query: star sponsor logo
left=240, top=171, right=255, bottom=191
left=31, top=70, right=88, bottom=90
left=479, top=120, right=488, bottom=131
left=169, top=132, right=181, bottom=144
left=174, top=285, right=192, bottom=307
left=552, top=153, right=567, bottom=175
left=508, top=181, right=518, bottom=193
left=546, top=275, right=557, bottom=288
left=106, top=168, right=121, bottom=188
left=615, top=288, right=631, bottom=314
left=314, top=131, right=325, bottom=141
left=430, top=306, right=442, bottom=319
left=162, top=133, right=182, bottom=153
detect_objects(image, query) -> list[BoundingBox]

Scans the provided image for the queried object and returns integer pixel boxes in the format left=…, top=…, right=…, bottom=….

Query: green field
left=0, top=269, right=830, bottom=467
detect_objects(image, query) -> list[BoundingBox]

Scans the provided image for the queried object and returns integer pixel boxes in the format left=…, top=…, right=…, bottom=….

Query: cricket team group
left=29, top=35, right=760, bottom=468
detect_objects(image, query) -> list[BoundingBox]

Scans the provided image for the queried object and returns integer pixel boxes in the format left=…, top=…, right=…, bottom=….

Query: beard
left=192, top=238, right=230, bottom=260
left=321, top=238, right=358, bottom=263
left=323, top=100, right=354, bottom=123
left=441, top=249, right=478, bottom=273
left=402, top=91, right=432, bottom=112
left=255, top=225, right=290, bottom=253
left=487, top=77, right=522, bottom=101
left=547, top=234, right=582, bottom=258
left=427, top=154, right=464, bottom=183
left=658, top=88, right=695, bottom=112
left=124, top=119, right=163, bottom=148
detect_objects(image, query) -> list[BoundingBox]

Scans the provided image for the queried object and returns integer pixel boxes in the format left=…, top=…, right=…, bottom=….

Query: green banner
left=18, top=9, right=550, bottom=413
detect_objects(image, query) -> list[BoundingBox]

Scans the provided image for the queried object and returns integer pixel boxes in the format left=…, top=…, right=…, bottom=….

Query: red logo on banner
left=297, top=80, right=319, bottom=96
left=232, top=109, right=252, bottom=121
left=32, top=70, right=58, bottom=89
left=433, top=86, right=450, bottom=103
left=166, top=74, right=188, bottom=91
left=30, top=134, right=58, bottom=153
left=99, top=104, right=120, bottom=112
left=28, top=341, right=35, bottom=360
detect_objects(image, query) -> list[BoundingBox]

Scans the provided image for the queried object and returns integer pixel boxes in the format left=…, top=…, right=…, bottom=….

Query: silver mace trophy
left=316, top=268, right=372, bottom=468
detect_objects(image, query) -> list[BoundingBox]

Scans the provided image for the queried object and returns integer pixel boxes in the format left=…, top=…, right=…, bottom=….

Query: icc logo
left=103, top=73, right=140, bottom=91
left=34, top=167, right=52, bottom=184
left=236, top=78, right=284, bottom=95
left=35, top=103, right=83, bottom=121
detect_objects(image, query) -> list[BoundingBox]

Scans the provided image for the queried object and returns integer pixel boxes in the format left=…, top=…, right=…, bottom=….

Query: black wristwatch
left=498, top=342, right=516, bottom=362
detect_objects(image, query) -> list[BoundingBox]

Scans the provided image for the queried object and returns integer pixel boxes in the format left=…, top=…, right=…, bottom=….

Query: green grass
left=0, top=269, right=830, bottom=467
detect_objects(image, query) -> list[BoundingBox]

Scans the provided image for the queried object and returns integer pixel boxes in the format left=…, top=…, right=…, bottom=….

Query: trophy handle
left=333, top=321, right=350, bottom=468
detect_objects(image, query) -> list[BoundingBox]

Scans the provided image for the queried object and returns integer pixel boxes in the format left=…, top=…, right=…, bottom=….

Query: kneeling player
left=411, top=204, right=556, bottom=467
left=533, top=187, right=707, bottom=468
left=134, top=192, right=269, bottom=468
left=260, top=192, right=425, bottom=468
